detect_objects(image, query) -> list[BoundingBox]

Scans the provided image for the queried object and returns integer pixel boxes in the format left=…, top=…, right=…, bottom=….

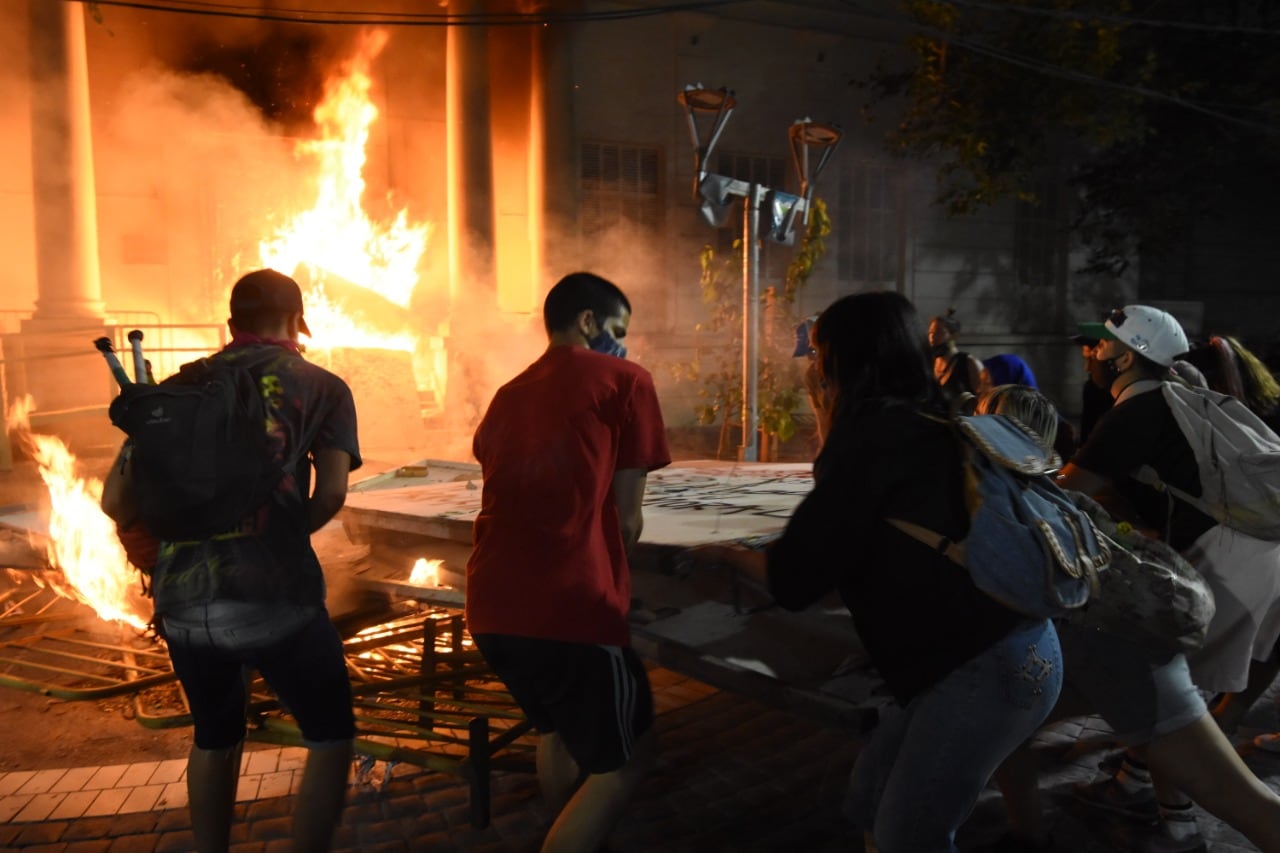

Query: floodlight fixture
left=789, top=118, right=843, bottom=223
left=677, top=84, right=736, bottom=196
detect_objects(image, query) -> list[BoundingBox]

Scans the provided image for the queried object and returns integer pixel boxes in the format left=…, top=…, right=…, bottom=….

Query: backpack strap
left=885, top=517, right=966, bottom=565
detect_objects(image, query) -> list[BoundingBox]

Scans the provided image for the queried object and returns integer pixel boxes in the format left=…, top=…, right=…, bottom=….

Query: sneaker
left=1106, top=816, right=1207, bottom=853
left=1071, top=776, right=1160, bottom=822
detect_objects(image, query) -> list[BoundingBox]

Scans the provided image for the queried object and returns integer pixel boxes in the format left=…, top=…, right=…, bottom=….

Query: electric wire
left=77, top=0, right=750, bottom=26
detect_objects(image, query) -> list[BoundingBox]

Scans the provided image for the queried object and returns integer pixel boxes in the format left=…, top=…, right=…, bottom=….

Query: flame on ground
left=4, top=397, right=149, bottom=630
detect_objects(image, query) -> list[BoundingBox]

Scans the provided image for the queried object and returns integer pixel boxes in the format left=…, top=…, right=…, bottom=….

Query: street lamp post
left=678, top=85, right=841, bottom=462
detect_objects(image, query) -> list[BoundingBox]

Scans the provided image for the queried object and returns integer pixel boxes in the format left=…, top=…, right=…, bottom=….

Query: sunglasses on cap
left=1107, top=308, right=1127, bottom=327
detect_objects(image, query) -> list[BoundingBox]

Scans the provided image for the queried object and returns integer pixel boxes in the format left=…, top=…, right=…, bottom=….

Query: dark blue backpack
left=108, top=349, right=282, bottom=541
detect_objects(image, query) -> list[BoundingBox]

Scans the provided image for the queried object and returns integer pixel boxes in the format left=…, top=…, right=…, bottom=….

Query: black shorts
left=473, top=634, right=654, bottom=774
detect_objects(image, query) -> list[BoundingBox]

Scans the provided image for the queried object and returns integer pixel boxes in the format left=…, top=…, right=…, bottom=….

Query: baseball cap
left=1075, top=320, right=1115, bottom=343
left=1079, top=306, right=1188, bottom=367
left=229, top=269, right=311, bottom=336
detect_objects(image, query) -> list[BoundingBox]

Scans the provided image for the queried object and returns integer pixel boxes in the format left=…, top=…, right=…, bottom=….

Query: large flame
left=258, top=29, right=429, bottom=352
left=4, top=397, right=149, bottom=630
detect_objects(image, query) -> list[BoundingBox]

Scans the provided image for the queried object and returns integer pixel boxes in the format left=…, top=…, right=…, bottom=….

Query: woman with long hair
left=696, top=292, right=1061, bottom=852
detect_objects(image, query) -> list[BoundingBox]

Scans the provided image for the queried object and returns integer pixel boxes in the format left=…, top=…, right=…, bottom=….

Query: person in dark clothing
left=102, top=269, right=361, bottom=853
left=1070, top=332, right=1115, bottom=444
left=928, top=307, right=991, bottom=409
left=694, top=291, right=1061, bottom=853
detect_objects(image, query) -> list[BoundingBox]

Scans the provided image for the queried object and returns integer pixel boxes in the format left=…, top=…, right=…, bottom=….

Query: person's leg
left=870, top=620, right=1063, bottom=853
left=536, top=731, right=581, bottom=813
left=1212, top=655, right=1280, bottom=735
left=843, top=703, right=912, bottom=837
left=539, top=645, right=657, bottom=853
left=542, top=727, right=656, bottom=853
left=253, top=610, right=356, bottom=851
left=186, top=740, right=243, bottom=853
left=165, top=629, right=252, bottom=853
left=990, top=678, right=1097, bottom=846
left=293, top=740, right=355, bottom=853
left=1145, top=713, right=1280, bottom=851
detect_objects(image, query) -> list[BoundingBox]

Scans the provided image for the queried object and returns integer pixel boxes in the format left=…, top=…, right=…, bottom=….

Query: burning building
left=0, top=0, right=1131, bottom=464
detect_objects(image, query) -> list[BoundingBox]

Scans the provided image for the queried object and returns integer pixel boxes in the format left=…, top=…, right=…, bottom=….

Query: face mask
left=1087, top=354, right=1125, bottom=389
left=929, top=342, right=951, bottom=359
left=588, top=329, right=627, bottom=360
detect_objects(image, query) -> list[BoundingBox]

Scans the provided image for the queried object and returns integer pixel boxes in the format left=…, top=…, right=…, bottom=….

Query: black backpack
left=108, top=349, right=284, bottom=541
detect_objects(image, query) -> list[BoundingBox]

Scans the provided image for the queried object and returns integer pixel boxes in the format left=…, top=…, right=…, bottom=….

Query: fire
left=258, top=29, right=429, bottom=354
left=4, top=397, right=149, bottom=630
left=409, top=557, right=444, bottom=588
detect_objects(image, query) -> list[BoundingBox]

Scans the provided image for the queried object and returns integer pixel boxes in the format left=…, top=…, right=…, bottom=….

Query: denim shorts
left=1057, top=622, right=1206, bottom=744
left=165, top=604, right=355, bottom=750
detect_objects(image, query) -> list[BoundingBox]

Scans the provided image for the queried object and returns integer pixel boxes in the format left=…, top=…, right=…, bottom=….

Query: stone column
left=445, top=0, right=496, bottom=306
left=1, top=1, right=112, bottom=443
left=27, top=0, right=104, bottom=324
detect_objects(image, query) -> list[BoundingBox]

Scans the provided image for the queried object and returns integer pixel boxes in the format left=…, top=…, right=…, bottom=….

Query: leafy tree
left=683, top=199, right=831, bottom=460
left=859, top=0, right=1280, bottom=276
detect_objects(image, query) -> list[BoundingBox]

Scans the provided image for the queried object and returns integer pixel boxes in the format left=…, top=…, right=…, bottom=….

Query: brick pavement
left=2, top=667, right=1279, bottom=851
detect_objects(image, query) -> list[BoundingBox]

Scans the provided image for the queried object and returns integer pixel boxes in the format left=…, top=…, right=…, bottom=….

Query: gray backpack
left=1135, top=382, right=1280, bottom=541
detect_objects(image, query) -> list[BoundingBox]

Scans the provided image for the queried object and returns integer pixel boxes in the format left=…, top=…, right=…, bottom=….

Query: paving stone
left=63, top=841, right=115, bottom=853
left=154, top=831, right=195, bottom=853
left=60, top=817, right=121, bottom=842
left=244, top=815, right=291, bottom=843
left=102, top=813, right=157, bottom=838
left=105, top=835, right=158, bottom=853
left=244, top=797, right=291, bottom=823
left=12, top=821, right=68, bottom=846
left=151, top=810, right=189, bottom=834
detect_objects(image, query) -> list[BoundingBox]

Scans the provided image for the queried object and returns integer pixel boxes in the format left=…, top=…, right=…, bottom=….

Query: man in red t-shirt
left=467, top=271, right=670, bottom=851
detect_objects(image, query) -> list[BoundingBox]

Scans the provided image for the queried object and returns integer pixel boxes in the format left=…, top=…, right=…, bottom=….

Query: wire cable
left=79, top=0, right=750, bottom=26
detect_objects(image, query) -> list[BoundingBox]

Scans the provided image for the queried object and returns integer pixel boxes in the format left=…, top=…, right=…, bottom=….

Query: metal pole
left=740, top=184, right=762, bottom=462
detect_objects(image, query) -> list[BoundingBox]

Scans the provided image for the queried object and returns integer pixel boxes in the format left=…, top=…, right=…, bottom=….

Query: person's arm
left=308, top=448, right=353, bottom=532
left=101, top=442, right=138, bottom=527
left=1057, top=461, right=1147, bottom=529
left=612, top=467, right=647, bottom=554
left=1056, top=461, right=1110, bottom=497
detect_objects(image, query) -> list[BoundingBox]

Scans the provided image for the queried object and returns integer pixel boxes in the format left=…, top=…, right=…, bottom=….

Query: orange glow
left=258, top=29, right=429, bottom=352
left=4, top=397, right=149, bottom=629
left=409, top=557, right=444, bottom=587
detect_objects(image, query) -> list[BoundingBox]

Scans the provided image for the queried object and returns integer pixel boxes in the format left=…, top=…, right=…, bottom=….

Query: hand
left=684, top=544, right=769, bottom=585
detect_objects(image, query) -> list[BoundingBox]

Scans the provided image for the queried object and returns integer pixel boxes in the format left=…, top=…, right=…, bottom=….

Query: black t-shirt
left=765, top=403, right=1022, bottom=705
left=151, top=344, right=362, bottom=613
left=1071, top=383, right=1215, bottom=552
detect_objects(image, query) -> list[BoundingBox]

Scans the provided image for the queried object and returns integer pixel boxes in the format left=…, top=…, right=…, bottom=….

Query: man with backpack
left=1043, top=304, right=1280, bottom=852
left=102, top=268, right=361, bottom=853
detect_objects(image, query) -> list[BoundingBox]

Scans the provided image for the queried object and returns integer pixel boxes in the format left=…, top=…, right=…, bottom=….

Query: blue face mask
left=588, top=329, right=627, bottom=359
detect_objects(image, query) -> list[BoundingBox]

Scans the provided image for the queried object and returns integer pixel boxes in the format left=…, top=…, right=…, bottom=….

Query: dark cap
left=229, top=269, right=310, bottom=336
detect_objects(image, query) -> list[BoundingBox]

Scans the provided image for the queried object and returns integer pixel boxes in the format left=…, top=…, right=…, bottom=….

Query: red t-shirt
left=465, top=346, right=671, bottom=645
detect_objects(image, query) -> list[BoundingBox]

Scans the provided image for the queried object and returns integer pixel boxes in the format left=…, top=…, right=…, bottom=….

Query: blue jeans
left=845, top=618, right=1062, bottom=853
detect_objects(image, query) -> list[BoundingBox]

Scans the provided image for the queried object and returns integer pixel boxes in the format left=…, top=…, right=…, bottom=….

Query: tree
left=681, top=199, right=831, bottom=460
left=859, top=0, right=1280, bottom=277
